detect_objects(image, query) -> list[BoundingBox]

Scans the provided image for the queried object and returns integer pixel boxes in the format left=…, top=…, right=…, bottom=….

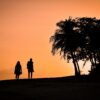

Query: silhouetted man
left=27, top=58, right=34, bottom=79
left=14, top=61, right=22, bottom=79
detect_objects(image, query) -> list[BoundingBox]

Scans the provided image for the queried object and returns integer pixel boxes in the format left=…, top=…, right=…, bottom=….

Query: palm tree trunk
left=73, top=52, right=80, bottom=76
left=71, top=51, right=79, bottom=76
left=90, top=58, right=94, bottom=70
left=93, top=52, right=97, bottom=67
left=89, top=53, right=95, bottom=70
left=72, top=60, right=78, bottom=76
left=76, top=61, right=80, bottom=75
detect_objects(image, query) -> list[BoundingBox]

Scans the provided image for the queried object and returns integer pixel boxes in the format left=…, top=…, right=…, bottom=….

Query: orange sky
left=0, top=0, right=100, bottom=80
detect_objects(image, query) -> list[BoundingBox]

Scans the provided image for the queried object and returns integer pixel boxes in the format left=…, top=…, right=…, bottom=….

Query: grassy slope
left=0, top=76, right=100, bottom=100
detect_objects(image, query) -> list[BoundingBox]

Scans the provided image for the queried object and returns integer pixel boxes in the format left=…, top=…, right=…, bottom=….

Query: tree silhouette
left=50, top=17, right=100, bottom=77
left=50, top=17, right=82, bottom=76
left=78, top=17, right=100, bottom=76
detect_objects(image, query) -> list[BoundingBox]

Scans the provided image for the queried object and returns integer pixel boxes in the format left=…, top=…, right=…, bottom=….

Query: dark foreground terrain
left=0, top=76, right=100, bottom=100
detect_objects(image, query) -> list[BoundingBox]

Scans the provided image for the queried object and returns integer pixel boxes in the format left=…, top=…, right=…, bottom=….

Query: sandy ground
left=0, top=77, right=100, bottom=100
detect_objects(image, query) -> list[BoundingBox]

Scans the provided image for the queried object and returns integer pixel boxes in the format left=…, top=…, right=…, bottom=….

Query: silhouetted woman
left=27, top=58, right=34, bottom=79
left=14, top=61, right=22, bottom=79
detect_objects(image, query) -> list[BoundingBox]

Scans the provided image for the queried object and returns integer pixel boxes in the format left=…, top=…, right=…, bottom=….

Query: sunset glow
left=0, top=0, right=100, bottom=80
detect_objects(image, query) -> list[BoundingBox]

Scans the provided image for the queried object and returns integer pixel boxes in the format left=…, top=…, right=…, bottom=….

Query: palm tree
left=77, top=17, right=100, bottom=77
left=50, top=17, right=100, bottom=77
left=79, top=17, right=100, bottom=69
left=50, top=17, right=81, bottom=76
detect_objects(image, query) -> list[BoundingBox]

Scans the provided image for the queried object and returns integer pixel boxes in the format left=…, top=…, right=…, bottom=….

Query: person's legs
left=18, top=75, right=19, bottom=79
left=31, top=72, right=33, bottom=79
left=28, top=72, right=30, bottom=79
left=16, top=74, right=19, bottom=79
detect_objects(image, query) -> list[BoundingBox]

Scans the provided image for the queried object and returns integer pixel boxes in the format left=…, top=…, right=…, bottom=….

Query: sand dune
left=0, top=76, right=100, bottom=100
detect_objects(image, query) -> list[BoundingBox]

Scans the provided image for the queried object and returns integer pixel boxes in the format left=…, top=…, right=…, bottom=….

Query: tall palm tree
left=50, top=17, right=100, bottom=77
left=78, top=17, right=100, bottom=77
left=79, top=17, right=100, bottom=69
left=50, top=17, right=82, bottom=76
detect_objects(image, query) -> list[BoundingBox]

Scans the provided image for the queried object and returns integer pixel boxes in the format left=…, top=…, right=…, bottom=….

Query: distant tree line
left=50, top=17, right=100, bottom=77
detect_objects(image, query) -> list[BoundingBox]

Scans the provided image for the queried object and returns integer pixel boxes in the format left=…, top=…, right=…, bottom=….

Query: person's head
left=17, top=61, right=20, bottom=64
left=30, top=58, right=32, bottom=61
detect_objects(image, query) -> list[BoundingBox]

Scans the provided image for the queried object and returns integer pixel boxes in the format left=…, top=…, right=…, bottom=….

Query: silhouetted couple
left=14, top=58, right=34, bottom=79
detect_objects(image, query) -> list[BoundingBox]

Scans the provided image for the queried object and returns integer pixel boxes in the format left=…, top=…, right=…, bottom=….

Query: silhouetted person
left=27, top=58, right=34, bottom=79
left=14, top=61, right=22, bottom=79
